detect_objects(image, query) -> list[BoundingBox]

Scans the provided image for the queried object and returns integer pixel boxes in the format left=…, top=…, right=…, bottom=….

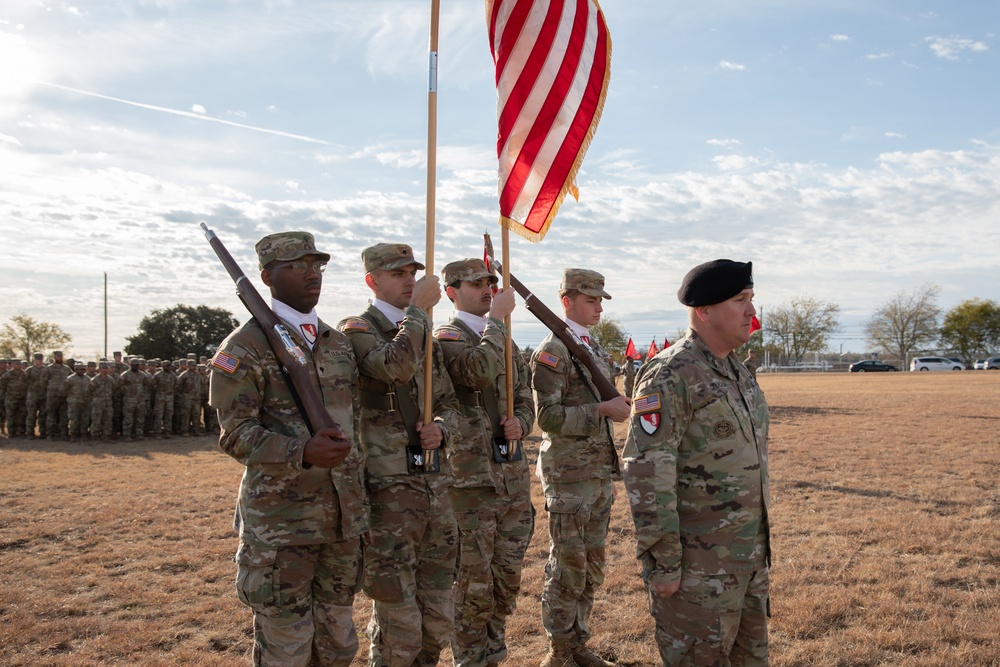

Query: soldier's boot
left=540, top=641, right=579, bottom=667
left=570, top=642, right=616, bottom=667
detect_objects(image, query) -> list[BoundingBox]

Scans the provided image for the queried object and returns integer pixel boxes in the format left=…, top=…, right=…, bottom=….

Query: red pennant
left=750, top=316, right=761, bottom=334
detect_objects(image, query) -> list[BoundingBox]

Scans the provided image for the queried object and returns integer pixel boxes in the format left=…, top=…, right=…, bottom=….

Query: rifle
left=484, top=254, right=621, bottom=401
left=200, top=223, right=343, bottom=439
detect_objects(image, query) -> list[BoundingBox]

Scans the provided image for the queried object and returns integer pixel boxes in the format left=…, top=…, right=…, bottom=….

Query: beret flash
left=677, top=259, right=753, bottom=307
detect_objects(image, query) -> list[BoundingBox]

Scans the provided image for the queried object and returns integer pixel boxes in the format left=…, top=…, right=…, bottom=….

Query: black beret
left=677, top=259, right=753, bottom=307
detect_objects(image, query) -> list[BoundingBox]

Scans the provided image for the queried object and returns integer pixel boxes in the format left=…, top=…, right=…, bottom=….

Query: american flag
left=487, top=0, right=611, bottom=242
left=633, top=393, right=661, bottom=414
left=211, top=351, right=240, bottom=374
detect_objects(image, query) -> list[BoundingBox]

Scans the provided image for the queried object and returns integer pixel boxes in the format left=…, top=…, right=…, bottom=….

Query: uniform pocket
left=649, top=589, right=723, bottom=664
left=235, top=542, right=279, bottom=617
left=544, top=494, right=583, bottom=514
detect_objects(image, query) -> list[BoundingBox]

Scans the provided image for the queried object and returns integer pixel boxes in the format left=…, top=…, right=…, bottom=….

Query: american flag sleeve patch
left=211, top=351, right=241, bottom=374
left=633, top=392, right=661, bottom=414
left=537, top=351, right=560, bottom=369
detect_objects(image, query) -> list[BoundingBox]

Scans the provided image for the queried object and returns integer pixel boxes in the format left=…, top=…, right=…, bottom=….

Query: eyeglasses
left=271, top=260, right=328, bottom=275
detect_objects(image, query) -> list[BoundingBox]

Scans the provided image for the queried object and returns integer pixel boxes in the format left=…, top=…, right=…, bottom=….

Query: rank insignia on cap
left=640, top=412, right=660, bottom=435
left=536, top=351, right=560, bottom=369
left=632, top=393, right=661, bottom=415
left=211, top=351, right=241, bottom=374
left=341, top=318, right=370, bottom=332
left=436, top=330, right=461, bottom=341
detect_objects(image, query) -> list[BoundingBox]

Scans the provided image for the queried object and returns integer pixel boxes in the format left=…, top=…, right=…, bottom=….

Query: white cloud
left=865, top=52, right=890, bottom=60
left=884, top=132, right=905, bottom=139
left=719, top=60, right=745, bottom=71
left=831, top=34, right=850, bottom=41
left=707, top=138, right=742, bottom=147
left=926, top=35, right=989, bottom=60
left=191, top=103, right=206, bottom=114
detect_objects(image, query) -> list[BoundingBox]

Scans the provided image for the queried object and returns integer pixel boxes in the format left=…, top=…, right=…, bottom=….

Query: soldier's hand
left=598, top=395, right=632, bottom=422
left=302, top=427, right=352, bottom=468
left=500, top=415, right=522, bottom=441
left=416, top=420, right=443, bottom=450
left=409, top=275, right=442, bottom=312
left=651, top=580, right=680, bottom=598
left=487, top=287, right=516, bottom=321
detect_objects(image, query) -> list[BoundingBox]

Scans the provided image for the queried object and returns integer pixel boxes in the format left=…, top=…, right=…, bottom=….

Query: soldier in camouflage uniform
left=198, top=363, right=216, bottom=434
left=623, top=356, right=637, bottom=398
left=120, top=358, right=149, bottom=440
left=0, top=359, right=8, bottom=435
left=151, top=361, right=177, bottom=438
left=435, top=258, right=536, bottom=667
left=531, top=269, right=632, bottom=667
left=87, top=362, right=116, bottom=440
left=44, top=351, right=72, bottom=439
left=24, top=353, right=48, bottom=438
left=62, top=362, right=92, bottom=442
left=210, top=231, right=367, bottom=667
left=623, top=259, right=770, bottom=667
left=4, top=360, right=28, bottom=437
left=175, top=359, right=199, bottom=436
left=338, top=243, right=460, bottom=667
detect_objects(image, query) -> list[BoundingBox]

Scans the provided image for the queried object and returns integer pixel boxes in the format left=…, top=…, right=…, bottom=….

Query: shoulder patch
left=536, top=351, right=560, bottom=369
left=435, top=329, right=461, bottom=341
left=340, top=318, right=371, bottom=332
left=211, top=351, right=241, bottom=374
left=632, top=392, right=661, bottom=415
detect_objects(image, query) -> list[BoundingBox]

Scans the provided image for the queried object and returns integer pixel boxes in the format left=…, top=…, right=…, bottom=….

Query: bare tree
left=866, top=284, right=941, bottom=363
left=0, top=314, right=72, bottom=360
left=763, top=296, right=840, bottom=365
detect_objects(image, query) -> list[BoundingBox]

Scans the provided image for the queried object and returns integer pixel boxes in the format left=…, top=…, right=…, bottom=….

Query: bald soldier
left=435, top=258, right=535, bottom=666
left=210, top=231, right=366, bottom=666
left=531, top=269, right=632, bottom=667
left=623, top=260, right=770, bottom=667
left=338, top=243, right=460, bottom=667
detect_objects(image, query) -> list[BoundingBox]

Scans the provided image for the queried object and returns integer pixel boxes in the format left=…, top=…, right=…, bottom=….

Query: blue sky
left=1, top=0, right=997, bottom=359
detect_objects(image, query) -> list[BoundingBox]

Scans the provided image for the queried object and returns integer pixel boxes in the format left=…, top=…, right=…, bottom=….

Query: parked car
left=849, top=360, right=899, bottom=372
left=974, top=359, right=987, bottom=370
left=909, top=356, right=965, bottom=371
left=985, top=356, right=1000, bottom=370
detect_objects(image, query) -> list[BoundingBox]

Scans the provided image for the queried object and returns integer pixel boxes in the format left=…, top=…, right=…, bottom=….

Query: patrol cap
left=197, top=364, right=206, bottom=369
left=99, top=361, right=110, bottom=369
left=256, top=231, right=331, bottom=269
left=33, top=352, right=43, bottom=359
left=113, top=350, right=122, bottom=356
left=442, top=258, right=497, bottom=287
left=678, top=259, right=753, bottom=307
left=362, top=243, right=425, bottom=273
left=560, top=268, right=612, bottom=299
left=87, top=361, right=97, bottom=367
left=53, top=350, right=63, bottom=357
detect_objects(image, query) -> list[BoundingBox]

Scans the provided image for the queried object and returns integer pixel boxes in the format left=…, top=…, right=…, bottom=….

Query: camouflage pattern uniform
left=210, top=230, right=367, bottom=667
left=339, top=244, right=460, bottom=667
left=622, top=330, right=771, bottom=667
left=175, top=362, right=199, bottom=435
left=24, top=355, right=48, bottom=438
left=0, top=360, right=8, bottom=435
left=44, top=356, right=73, bottom=439
left=120, top=363, right=149, bottom=439
left=531, top=269, right=620, bottom=658
left=87, top=364, right=116, bottom=439
left=623, top=358, right=637, bottom=398
left=62, top=367, right=92, bottom=441
left=434, top=259, right=536, bottom=667
left=151, top=364, right=177, bottom=438
left=4, top=362, right=28, bottom=437
left=198, top=364, right=217, bottom=434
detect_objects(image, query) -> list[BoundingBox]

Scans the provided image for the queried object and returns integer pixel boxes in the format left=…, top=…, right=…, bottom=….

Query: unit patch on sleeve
left=536, top=351, right=560, bottom=369
left=211, top=351, right=241, bottom=374
left=639, top=412, right=661, bottom=435
left=340, top=318, right=371, bottom=332
left=435, top=330, right=461, bottom=341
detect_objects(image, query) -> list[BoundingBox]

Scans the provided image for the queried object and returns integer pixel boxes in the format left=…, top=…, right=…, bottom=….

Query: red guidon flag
left=647, top=340, right=658, bottom=359
left=625, top=337, right=638, bottom=360
left=487, top=0, right=612, bottom=242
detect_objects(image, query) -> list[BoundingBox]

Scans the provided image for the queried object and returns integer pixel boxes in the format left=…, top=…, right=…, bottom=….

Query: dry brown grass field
left=1, top=373, right=998, bottom=666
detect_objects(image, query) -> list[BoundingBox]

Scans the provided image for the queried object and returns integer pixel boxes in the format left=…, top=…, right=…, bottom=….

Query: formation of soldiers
left=0, top=351, right=217, bottom=441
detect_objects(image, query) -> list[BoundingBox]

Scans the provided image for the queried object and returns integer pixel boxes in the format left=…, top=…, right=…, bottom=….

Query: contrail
left=37, top=81, right=329, bottom=145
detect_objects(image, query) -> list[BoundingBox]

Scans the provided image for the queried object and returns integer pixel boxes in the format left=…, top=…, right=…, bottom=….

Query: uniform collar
left=456, top=310, right=489, bottom=336
left=372, top=299, right=407, bottom=327
left=272, top=298, right=320, bottom=349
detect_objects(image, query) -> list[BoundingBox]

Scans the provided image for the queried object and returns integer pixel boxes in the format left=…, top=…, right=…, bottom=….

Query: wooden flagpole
left=501, top=225, right=519, bottom=460
left=422, top=0, right=440, bottom=470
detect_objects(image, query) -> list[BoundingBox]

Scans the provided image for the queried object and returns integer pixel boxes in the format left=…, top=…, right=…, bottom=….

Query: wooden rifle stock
left=200, top=223, right=340, bottom=436
left=486, top=256, right=620, bottom=401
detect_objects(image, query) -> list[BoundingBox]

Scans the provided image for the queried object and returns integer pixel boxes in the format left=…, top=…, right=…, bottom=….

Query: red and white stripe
left=487, top=0, right=611, bottom=242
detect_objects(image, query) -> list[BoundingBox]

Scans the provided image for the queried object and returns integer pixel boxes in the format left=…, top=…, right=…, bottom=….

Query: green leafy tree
left=589, top=317, right=628, bottom=359
left=0, top=314, right=72, bottom=360
left=866, top=283, right=941, bottom=364
left=125, top=305, right=239, bottom=361
left=939, top=298, right=1000, bottom=360
left=763, top=296, right=840, bottom=365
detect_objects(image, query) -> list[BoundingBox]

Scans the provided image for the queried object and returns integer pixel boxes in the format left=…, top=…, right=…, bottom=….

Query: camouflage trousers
left=540, top=477, right=613, bottom=644
left=152, top=396, right=173, bottom=436
left=183, top=397, right=202, bottom=434
left=202, top=400, right=218, bottom=432
left=647, top=568, right=769, bottom=667
left=25, top=391, right=47, bottom=437
left=451, top=487, right=534, bottom=667
left=236, top=538, right=363, bottom=667
left=364, top=483, right=458, bottom=667
left=122, top=397, right=147, bottom=438
left=90, top=400, right=113, bottom=439
left=45, top=393, right=67, bottom=438
left=67, top=401, right=88, bottom=439
left=5, top=396, right=27, bottom=436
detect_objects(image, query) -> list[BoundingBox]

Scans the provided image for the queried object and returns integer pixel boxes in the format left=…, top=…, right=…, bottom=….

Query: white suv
left=910, top=356, right=964, bottom=371
left=985, top=356, right=1000, bottom=370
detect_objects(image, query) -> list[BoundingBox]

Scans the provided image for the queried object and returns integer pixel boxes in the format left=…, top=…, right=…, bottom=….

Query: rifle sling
left=359, top=312, right=422, bottom=450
